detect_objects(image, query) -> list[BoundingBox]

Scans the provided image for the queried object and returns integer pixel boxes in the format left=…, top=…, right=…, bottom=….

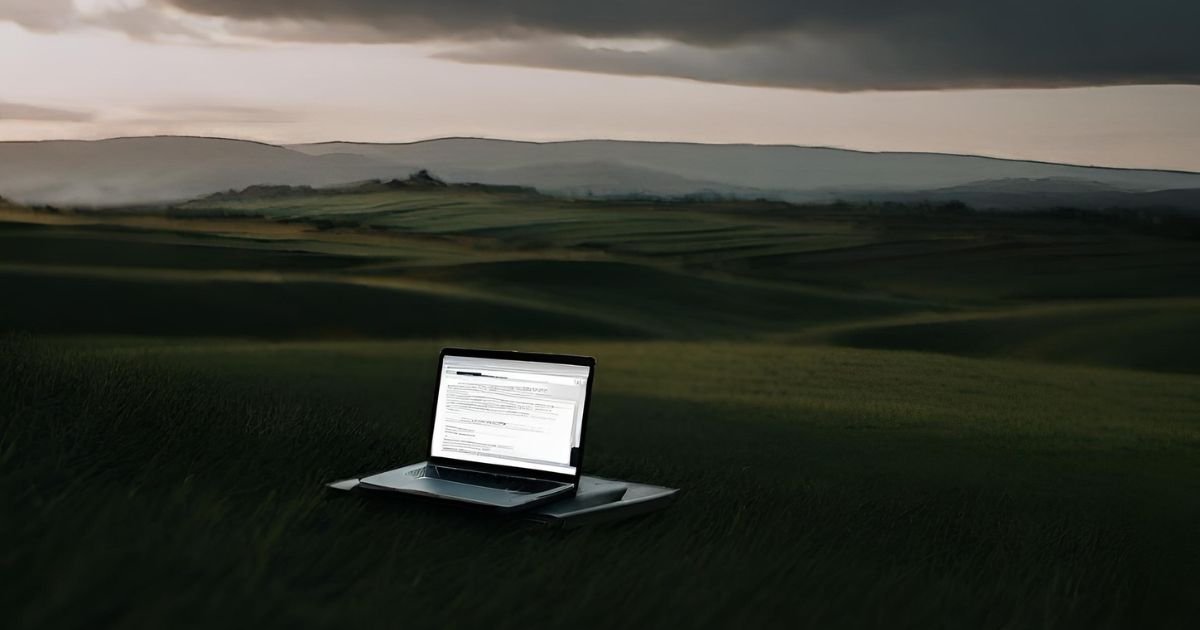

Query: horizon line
left=2, top=133, right=1198, bottom=177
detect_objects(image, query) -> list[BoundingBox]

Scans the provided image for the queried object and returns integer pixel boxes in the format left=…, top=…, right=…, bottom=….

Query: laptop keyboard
left=421, top=465, right=562, bottom=494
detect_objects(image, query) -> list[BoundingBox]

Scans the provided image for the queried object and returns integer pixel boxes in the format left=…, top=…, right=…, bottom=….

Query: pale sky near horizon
left=2, top=1, right=1198, bottom=171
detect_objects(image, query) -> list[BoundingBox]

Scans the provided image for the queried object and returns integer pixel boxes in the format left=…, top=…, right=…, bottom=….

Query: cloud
left=160, top=1, right=1200, bottom=90
left=438, top=35, right=1199, bottom=92
left=0, top=0, right=213, bottom=43
left=0, top=0, right=76, bottom=31
left=4, top=1, right=1198, bottom=90
left=0, top=101, right=92, bottom=122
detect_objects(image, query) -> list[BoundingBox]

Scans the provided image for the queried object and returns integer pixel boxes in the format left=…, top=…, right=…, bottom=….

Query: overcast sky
left=1, top=0, right=1198, bottom=170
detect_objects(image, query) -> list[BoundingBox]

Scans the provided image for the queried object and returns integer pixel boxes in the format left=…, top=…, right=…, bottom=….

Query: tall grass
left=3, top=335, right=1197, bottom=628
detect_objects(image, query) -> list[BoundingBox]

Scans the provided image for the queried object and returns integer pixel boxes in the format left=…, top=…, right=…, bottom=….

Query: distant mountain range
left=2, top=135, right=1199, bottom=211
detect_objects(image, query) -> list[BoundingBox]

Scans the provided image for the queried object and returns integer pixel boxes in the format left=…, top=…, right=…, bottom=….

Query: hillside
left=5, top=184, right=1198, bottom=359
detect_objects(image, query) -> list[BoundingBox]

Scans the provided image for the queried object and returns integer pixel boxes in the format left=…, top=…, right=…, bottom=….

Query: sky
left=1, top=0, right=1198, bottom=171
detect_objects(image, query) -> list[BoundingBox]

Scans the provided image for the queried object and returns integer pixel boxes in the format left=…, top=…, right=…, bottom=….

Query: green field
left=1, top=188, right=1198, bottom=628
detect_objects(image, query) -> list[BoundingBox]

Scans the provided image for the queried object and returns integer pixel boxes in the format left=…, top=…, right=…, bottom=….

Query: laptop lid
left=427, top=348, right=596, bottom=485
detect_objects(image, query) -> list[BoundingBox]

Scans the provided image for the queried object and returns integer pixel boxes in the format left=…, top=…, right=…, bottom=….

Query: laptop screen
left=430, top=354, right=591, bottom=476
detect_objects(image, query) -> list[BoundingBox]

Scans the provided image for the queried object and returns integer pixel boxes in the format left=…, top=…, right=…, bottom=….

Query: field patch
left=0, top=223, right=382, bottom=271
left=0, top=271, right=646, bottom=339
left=396, top=259, right=930, bottom=336
left=829, top=300, right=1200, bottom=373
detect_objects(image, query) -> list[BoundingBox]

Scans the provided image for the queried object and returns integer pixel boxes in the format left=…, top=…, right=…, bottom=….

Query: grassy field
left=1, top=188, right=1199, bottom=628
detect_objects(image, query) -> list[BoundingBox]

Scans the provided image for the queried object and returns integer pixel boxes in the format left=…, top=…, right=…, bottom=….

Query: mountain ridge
left=3, top=135, right=1199, bottom=208
left=289, top=138, right=1200, bottom=200
left=290, top=136, right=1200, bottom=177
left=8, top=134, right=1197, bottom=176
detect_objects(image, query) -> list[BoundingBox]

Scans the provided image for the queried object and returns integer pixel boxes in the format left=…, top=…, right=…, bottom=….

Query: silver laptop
left=358, top=347, right=595, bottom=512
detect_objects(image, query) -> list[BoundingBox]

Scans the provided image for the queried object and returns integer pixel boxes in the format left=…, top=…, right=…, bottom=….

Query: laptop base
left=356, top=461, right=573, bottom=513
left=328, top=473, right=678, bottom=528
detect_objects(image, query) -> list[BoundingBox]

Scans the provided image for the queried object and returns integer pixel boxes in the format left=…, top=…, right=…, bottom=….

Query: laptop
left=357, top=347, right=595, bottom=512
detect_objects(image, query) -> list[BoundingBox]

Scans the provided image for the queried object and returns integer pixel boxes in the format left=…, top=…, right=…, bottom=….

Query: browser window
left=430, top=355, right=590, bottom=475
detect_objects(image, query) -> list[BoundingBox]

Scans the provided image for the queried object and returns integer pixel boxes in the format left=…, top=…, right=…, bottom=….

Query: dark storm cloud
left=0, top=101, right=92, bottom=122
left=112, top=1, right=1200, bottom=89
left=437, top=33, right=1199, bottom=92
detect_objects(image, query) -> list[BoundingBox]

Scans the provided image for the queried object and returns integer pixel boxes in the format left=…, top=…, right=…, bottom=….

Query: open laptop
left=357, top=347, right=595, bottom=512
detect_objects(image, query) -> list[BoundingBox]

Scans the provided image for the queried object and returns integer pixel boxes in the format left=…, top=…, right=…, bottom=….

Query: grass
left=0, top=271, right=644, bottom=339
left=2, top=187, right=1200, bottom=627
left=829, top=299, right=1200, bottom=373
left=394, top=260, right=925, bottom=336
left=0, top=223, right=381, bottom=271
left=3, top=336, right=1198, bottom=628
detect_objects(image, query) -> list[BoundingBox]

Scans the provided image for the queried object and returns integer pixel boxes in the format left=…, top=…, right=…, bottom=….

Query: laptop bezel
left=425, top=347, right=595, bottom=487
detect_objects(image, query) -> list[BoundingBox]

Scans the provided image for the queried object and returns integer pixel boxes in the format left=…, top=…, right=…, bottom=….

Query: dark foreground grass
left=3, top=335, right=1198, bottom=629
